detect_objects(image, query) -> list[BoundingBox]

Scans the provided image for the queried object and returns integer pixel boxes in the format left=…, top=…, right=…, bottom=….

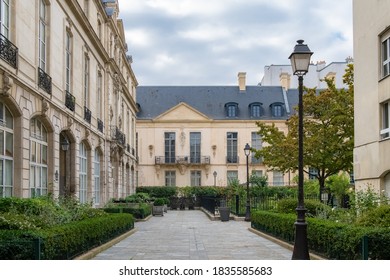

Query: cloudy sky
left=118, top=0, right=352, bottom=86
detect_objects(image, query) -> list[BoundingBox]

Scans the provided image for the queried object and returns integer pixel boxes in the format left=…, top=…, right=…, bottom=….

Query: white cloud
left=119, top=0, right=353, bottom=85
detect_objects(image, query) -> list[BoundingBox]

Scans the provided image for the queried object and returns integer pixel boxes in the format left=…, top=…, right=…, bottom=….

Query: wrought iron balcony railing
left=226, top=155, right=239, bottom=164
left=65, top=90, right=75, bottom=111
left=155, top=156, right=210, bottom=165
left=84, top=106, right=92, bottom=124
left=97, top=118, right=104, bottom=133
left=38, top=68, right=52, bottom=95
left=110, top=125, right=126, bottom=147
left=0, top=34, right=18, bottom=68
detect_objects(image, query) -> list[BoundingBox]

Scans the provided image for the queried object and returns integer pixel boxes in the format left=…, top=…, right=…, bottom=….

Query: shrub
left=153, top=198, right=165, bottom=206
left=356, top=205, right=390, bottom=227
left=276, top=198, right=331, bottom=216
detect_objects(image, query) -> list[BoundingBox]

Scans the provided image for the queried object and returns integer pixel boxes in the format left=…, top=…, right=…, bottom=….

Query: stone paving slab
left=92, top=210, right=293, bottom=260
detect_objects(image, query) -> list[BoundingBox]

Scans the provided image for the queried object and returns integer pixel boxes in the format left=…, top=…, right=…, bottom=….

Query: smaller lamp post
left=213, top=171, right=217, bottom=186
left=244, top=143, right=251, bottom=221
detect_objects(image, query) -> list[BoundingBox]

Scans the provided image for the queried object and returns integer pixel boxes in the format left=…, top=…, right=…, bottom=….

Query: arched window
left=270, top=102, right=285, bottom=117
left=0, top=102, right=13, bottom=197
left=30, top=118, right=48, bottom=197
left=225, top=102, right=238, bottom=117
left=93, top=150, right=100, bottom=205
left=249, top=102, right=263, bottom=118
left=79, top=142, right=87, bottom=203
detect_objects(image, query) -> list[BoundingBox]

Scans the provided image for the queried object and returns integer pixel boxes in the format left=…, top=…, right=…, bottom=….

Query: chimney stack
left=279, top=72, right=291, bottom=90
left=238, top=72, right=246, bottom=91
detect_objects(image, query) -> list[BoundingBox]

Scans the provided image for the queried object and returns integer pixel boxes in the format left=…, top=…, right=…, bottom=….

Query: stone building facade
left=0, top=0, right=138, bottom=206
left=353, top=0, right=390, bottom=196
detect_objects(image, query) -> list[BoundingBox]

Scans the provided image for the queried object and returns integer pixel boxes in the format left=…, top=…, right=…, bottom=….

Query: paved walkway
left=92, top=210, right=293, bottom=260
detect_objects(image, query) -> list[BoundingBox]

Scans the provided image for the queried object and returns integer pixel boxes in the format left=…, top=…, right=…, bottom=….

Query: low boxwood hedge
left=251, top=210, right=390, bottom=260
left=104, top=203, right=151, bottom=219
left=0, top=213, right=134, bottom=260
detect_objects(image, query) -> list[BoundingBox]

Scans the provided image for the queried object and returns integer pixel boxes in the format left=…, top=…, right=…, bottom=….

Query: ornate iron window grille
left=0, top=34, right=18, bottom=68
left=38, top=68, right=52, bottom=95
left=65, top=90, right=75, bottom=111
left=97, top=118, right=104, bottom=133
left=84, top=106, right=92, bottom=124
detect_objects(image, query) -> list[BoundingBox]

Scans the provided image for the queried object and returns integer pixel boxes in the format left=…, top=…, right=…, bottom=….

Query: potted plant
left=219, top=198, right=230, bottom=222
left=152, top=198, right=165, bottom=216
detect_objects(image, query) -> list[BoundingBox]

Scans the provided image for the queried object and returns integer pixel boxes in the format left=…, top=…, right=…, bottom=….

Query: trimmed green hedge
left=251, top=210, right=390, bottom=259
left=104, top=203, right=152, bottom=219
left=0, top=213, right=134, bottom=260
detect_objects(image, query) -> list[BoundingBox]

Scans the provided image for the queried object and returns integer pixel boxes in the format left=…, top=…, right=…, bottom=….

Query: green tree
left=253, top=64, right=354, bottom=195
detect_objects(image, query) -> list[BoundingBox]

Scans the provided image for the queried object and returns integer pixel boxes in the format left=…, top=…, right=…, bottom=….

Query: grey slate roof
left=136, top=85, right=299, bottom=120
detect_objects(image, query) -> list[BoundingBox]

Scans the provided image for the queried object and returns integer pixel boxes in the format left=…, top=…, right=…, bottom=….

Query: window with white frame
left=39, top=0, right=47, bottom=70
left=30, top=118, right=48, bottom=197
left=165, top=171, right=176, bottom=186
left=0, top=0, right=10, bottom=38
left=272, top=171, right=284, bottom=186
left=83, top=53, right=89, bottom=107
left=79, top=142, right=87, bottom=203
left=227, top=132, right=238, bottom=163
left=251, top=132, right=262, bottom=164
left=191, top=170, right=201, bottom=186
left=381, top=101, right=390, bottom=139
left=227, top=170, right=238, bottom=185
left=225, top=102, right=238, bottom=117
left=382, top=36, right=390, bottom=78
left=65, top=31, right=72, bottom=92
left=97, top=71, right=102, bottom=119
left=93, top=150, right=100, bottom=205
left=308, top=167, right=318, bottom=180
left=0, top=102, right=13, bottom=197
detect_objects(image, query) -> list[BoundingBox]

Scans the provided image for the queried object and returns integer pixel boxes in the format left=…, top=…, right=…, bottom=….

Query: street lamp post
left=213, top=171, right=217, bottom=187
left=289, top=39, right=313, bottom=260
left=244, top=143, right=251, bottom=221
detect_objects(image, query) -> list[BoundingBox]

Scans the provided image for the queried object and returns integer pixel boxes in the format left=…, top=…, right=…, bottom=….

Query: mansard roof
left=136, top=85, right=299, bottom=120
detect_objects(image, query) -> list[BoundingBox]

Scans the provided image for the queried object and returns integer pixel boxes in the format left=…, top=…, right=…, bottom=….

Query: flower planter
left=152, top=205, right=164, bottom=216
left=219, top=206, right=230, bottom=222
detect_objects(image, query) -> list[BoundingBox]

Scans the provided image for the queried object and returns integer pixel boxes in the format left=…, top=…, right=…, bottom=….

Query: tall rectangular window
left=272, top=171, right=284, bottom=186
left=65, top=32, right=72, bottom=92
left=0, top=101, right=13, bottom=197
left=93, top=150, right=100, bottom=205
left=226, top=132, right=238, bottom=163
left=227, top=170, right=238, bottom=185
left=165, top=171, right=176, bottom=187
left=251, top=132, right=262, bottom=164
left=97, top=72, right=102, bottom=119
left=39, top=0, right=47, bottom=70
left=79, top=143, right=87, bottom=203
left=381, top=101, right=390, bottom=139
left=83, top=54, right=89, bottom=107
left=191, top=170, right=201, bottom=186
left=0, top=0, right=10, bottom=38
left=308, top=167, right=318, bottom=180
left=190, top=132, right=201, bottom=163
left=383, top=37, right=390, bottom=77
left=164, top=132, right=175, bottom=163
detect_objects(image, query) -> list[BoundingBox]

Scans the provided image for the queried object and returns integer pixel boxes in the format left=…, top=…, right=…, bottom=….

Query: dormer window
left=225, top=102, right=238, bottom=117
left=249, top=102, right=263, bottom=118
left=270, top=102, right=284, bottom=117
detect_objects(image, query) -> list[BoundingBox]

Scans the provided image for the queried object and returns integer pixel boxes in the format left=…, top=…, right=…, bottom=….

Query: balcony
left=0, top=34, right=18, bottom=68
left=226, top=155, right=239, bottom=164
left=38, top=68, right=52, bottom=95
left=97, top=118, right=104, bottom=133
left=65, top=90, right=75, bottom=111
left=84, top=106, right=92, bottom=124
left=110, top=125, right=126, bottom=147
left=155, top=156, right=210, bottom=165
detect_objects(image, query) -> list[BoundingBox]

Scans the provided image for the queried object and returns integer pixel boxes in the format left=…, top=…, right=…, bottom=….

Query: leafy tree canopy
left=253, top=64, right=354, bottom=192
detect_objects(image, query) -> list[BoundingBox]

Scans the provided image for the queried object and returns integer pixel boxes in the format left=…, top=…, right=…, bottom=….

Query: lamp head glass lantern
left=289, top=40, right=313, bottom=76
left=244, top=143, right=251, bottom=156
left=61, top=137, right=70, bottom=151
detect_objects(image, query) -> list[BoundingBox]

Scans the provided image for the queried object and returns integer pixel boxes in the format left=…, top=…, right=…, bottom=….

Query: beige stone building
left=136, top=73, right=296, bottom=187
left=0, top=0, right=138, bottom=206
left=353, top=0, right=390, bottom=196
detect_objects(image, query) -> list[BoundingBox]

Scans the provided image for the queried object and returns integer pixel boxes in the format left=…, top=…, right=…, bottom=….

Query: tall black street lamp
left=244, top=143, right=251, bottom=221
left=289, top=39, right=313, bottom=260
